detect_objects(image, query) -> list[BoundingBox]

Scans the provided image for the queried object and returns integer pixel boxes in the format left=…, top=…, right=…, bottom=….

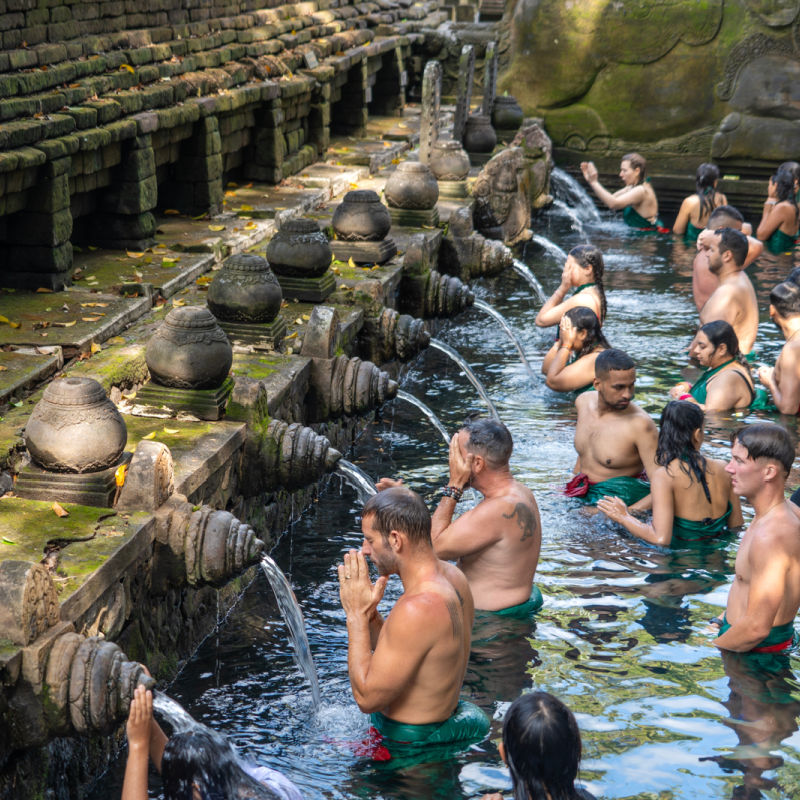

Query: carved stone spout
left=307, top=355, right=398, bottom=422
left=360, top=308, right=430, bottom=363
left=422, top=271, right=474, bottom=318
left=44, top=633, right=154, bottom=735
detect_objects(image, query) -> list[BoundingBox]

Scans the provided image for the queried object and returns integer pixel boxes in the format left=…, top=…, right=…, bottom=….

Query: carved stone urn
left=463, top=114, right=497, bottom=166
left=146, top=306, right=232, bottom=390
left=430, top=140, right=471, bottom=181
left=491, top=95, right=524, bottom=136
left=25, top=377, right=127, bottom=473
left=385, top=162, right=439, bottom=210
left=266, top=218, right=332, bottom=278
left=332, top=190, right=391, bottom=241
left=208, top=254, right=283, bottom=324
left=330, top=190, right=397, bottom=265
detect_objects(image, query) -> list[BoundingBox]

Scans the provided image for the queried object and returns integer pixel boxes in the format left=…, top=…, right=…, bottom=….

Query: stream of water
left=93, top=197, right=800, bottom=800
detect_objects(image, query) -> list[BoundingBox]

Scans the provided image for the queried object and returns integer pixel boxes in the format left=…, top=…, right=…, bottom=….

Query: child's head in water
left=501, top=691, right=585, bottom=800
left=161, top=729, right=278, bottom=800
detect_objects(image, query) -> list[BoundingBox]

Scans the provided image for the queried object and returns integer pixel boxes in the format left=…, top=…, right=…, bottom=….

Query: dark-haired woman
left=580, top=153, right=666, bottom=232
left=757, top=168, right=799, bottom=254
left=542, top=307, right=610, bottom=394
left=669, top=321, right=755, bottom=411
left=597, top=401, right=742, bottom=547
left=480, top=692, right=595, bottom=800
left=535, top=244, right=606, bottom=329
left=672, top=163, right=727, bottom=241
left=779, top=160, right=800, bottom=203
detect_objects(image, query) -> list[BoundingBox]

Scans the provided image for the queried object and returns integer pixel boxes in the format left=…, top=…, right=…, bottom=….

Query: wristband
left=441, top=485, right=463, bottom=501
left=765, top=199, right=777, bottom=205
left=679, top=393, right=692, bottom=401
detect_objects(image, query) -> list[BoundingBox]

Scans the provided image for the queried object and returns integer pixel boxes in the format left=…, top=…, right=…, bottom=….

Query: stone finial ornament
left=0, top=561, right=59, bottom=646
left=208, top=253, right=283, bottom=324
left=24, top=377, right=127, bottom=474
left=146, top=306, right=232, bottom=390
left=265, top=218, right=335, bottom=302
left=384, top=161, right=440, bottom=227
left=429, top=139, right=471, bottom=199
left=462, top=114, right=497, bottom=165
left=331, top=190, right=397, bottom=265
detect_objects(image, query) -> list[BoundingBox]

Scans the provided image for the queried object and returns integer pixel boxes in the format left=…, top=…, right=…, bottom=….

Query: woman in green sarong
left=542, top=307, right=610, bottom=396
left=597, top=401, right=742, bottom=547
left=580, top=153, right=667, bottom=232
left=757, top=168, right=799, bottom=254
left=672, top=163, right=727, bottom=241
left=669, top=320, right=756, bottom=412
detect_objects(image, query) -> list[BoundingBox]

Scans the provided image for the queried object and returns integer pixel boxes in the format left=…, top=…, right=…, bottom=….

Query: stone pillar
left=4, top=154, right=73, bottom=290
left=481, top=41, right=498, bottom=117
left=248, top=98, right=286, bottom=184
left=452, top=45, right=475, bottom=144
left=94, top=135, right=157, bottom=250
left=170, top=116, right=223, bottom=215
left=419, top=60, right=442, bottom=165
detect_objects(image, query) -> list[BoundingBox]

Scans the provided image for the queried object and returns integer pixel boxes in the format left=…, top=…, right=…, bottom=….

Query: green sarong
left=566, top=474, right=650, bottom=505
left=672, top=502, right=733, bottom=543
left=718, top=613, right=797, bottom=653
left=765, top=228, right=797, bottom=254
left=622, top=205, right=666, bottom=232
left=750, top=386, right=778, bottom=412
left=684, top=220, right=704, bottom=242
left=490, top=586, right=544, bottom=619
left=371, top=700, right=489, bottom=746
left=689, top=359, right=736, bottom=404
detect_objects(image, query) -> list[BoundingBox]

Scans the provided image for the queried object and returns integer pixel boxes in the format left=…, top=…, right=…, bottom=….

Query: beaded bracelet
left=441, top=485, right=464, bottom=501
left=678, top=393, right=692, bottom=401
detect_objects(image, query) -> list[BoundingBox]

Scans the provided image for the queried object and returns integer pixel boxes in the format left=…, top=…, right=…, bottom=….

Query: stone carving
left=481, top=41, right=497, bottom=117
left=300, top=306, right=340, bottom=359
left=307, top=355, right=398, bottom=421
left=513, top=121, right=554, bottom=208
left=471, top=147, right=531, bottom=245
left=439, top=205, right=514, bottom=280
left=207, top=254, right=283, bottom=324
left=384, top=162, right=439, bottom=210
left=463, top=114, right=497, bottom=162
left=746, top=0, right=800, bottom=27
left=711, top=111, right=800, bottom=161
left=430, top=138, right=471, bottom=199
left=491, top=96, right=524, bottom=138
left=146, top=306, right=233, bottom=390
left=331, top=190, right=397, bottom=265
left=716, top=34, right=794, bottom=101
left=453, top=45, right=476, bottom=143
left=24, top=378, right=127, bottom=474
left=266, top=219, right=332, bottom=277
left=360, top=308, right=431, bottom=363
left=422, top=271, right=475, bottom=317
left=259, top=420, right=342, bottom=491
left=419, top=60, right=442, bottom=165
left=116, top=440, right=174, bottom=512
left=0, top=561, right=59, bottom=646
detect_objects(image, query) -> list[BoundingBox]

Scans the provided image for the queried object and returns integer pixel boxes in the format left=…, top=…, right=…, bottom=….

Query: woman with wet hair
left=757, top=167, right=799, bottom=254
left=535, top=244, right=607, bottom=329
left=672, top=163, right=727, bottom=240
left=579, top=153, right=666, bottom=232
left=123, top=684, right=302, bottom=800
left=480, top=691, right=595, bottom=800
left=670, top=320, right=755, bottom=411
left=779, top=160, right=800, bottom=202
left=597, top=401, right=742, bottom=547
left=542, top=307, right=610, bottom=395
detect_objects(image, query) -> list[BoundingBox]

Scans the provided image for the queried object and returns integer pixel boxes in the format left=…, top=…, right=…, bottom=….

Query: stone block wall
left=0, top=0, right=437, bottom=291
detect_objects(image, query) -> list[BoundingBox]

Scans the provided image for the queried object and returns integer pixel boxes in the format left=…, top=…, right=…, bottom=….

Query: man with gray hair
left=378, top=417, right=542, bottom=616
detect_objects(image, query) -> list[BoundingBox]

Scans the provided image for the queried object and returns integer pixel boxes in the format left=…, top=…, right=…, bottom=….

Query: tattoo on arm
left=445, top=597, right=463, bottom=640
left=502, top=503, right=538, bottom=542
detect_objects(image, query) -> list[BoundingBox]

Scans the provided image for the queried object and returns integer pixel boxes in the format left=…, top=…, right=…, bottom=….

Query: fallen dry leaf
left=126, top=251, right=145, bottom=259
left=52, top=501, right=69, bottom=518
left=90, top=342, right=101, bottom=354
left=208, top=224, right=226, bottom=232
left=142, top=431, right=157, bottom=440
left=163, top=427, right=179, bottom=434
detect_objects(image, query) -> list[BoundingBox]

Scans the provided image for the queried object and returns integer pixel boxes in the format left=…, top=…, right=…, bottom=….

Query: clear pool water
left=94, top=206, right=800, bottom=800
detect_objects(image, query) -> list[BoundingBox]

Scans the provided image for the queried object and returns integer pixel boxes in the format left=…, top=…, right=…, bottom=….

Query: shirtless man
left=692, top=205, right=761, bottom=312
left=338, top=487, right=489, bottom=751
left=378, top=419, right=542, bottom=615
left=566, top=348, right=658, bottom=509
left=757, top=279, right=800, bottom=415
left=713, top=423, right=800, bottom=653
left=699, top=227, right=759, bottom=357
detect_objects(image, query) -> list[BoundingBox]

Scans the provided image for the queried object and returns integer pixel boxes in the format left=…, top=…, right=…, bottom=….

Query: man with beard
left=712, top=423, right=800, bottom=653
left=337, top=487, right=489, bottom=755
left=757, top=279, right=800, bottom=414
left=566, top=348, right=658, bottom=509
left=699, top=227, right=759, bottom=357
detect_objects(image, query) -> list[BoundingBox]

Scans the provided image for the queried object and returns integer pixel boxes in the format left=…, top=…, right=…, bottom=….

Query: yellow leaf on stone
left=164, top=209, right=181, bottom=215
left=107, top=336, right=125, bottom=344
left=82, top=316, right=100, bottom=322
left=52, top=501, right=69, bottom=517
left=53, top=320, right=77, bottom=327
left=35, top=287, right=53, bottom=293
left=142, top=431, right=157, bottom=440
left=302, top=314, right=310, bottom=321
left=127, top=251, right=145, bottom=259
left=173, top=299, right=186, bottom=307
left=349, top=183, right=358, bottom=189
left=245, top=222, right=257, bottom=229
left=115, top=464, right=128, bottom=487
left=162, top=258, right=177, bottom=268
left=208, top=225, right=226, bottom=232
left=120, top=64, right=135, bottom=73
left=0, top=365, right=7, bottom=371
left=286, top=331, right=298, bottom=339
left=196, top=276, right=212, bottom=286
left=295, top=317, right=303, bottom=325
left=90, top=342, right=102, bottom=353
left=163, top=427, right=179, bottom=434
left=122, top=390, right=136, bottom=400
left=348, top=257, right=356, bottom=269
left=81, top=302, right=108, bottom=308
left=238, top=204, right=253, bottom=212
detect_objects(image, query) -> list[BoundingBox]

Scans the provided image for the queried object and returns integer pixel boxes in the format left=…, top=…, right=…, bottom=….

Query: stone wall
left=0, top=0, right=443, bottom=291
left=499, top=0, right=800, bottom=173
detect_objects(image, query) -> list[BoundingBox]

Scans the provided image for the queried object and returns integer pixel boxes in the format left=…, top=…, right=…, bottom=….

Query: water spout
left=429, top=339, right=500, bottom=419
left=472, top=300, right=536, bottom=381
left=153, top=692, right=203, bottom=734
left=550, top=167, right=601, bottom=221
left=260, top=554, right=321, bottom=707
left=336, top=459, right=378, bottom=504
left=530, top=234, right=567, bottom=263
left=396, top=390, right=450, bottom=446
left=551, top=199, right=585, bottom=233
left=511, top=259, right=547, bottom=304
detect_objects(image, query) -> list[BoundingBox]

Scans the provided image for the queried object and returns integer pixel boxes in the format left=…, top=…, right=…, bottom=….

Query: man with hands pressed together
left=337, top=487, right=489, bottom=753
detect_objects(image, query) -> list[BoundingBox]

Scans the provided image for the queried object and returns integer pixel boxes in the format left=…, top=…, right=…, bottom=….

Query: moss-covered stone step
left=0, top=347, right=62, bottom=406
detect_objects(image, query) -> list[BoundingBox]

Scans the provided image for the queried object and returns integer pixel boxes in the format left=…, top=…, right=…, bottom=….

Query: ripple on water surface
left=91, top=210, right=800, bottom=800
